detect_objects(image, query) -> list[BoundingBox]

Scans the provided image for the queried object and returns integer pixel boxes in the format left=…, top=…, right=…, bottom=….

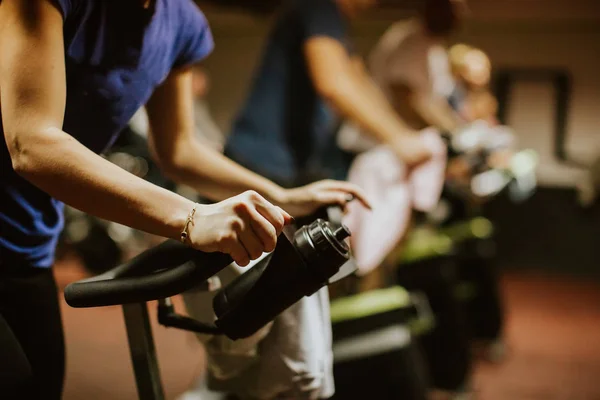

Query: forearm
left=356, top=69, right=403, bottom=120
left=411, top=94, right=464, bottom=133
left=354, top=60, right=463, bottom=134
left=325, top=74, right=418, bottom=146
left=157, top=138, right=285, bottom=204
left=13, top=127, right=194, bottom=240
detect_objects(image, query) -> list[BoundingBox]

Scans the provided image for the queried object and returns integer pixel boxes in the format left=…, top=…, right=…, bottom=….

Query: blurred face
left=338, top=0, right=378, bottom=18
left=422, top=0, right=467, bottom=37
left=461, top=49, right=491, bottom=87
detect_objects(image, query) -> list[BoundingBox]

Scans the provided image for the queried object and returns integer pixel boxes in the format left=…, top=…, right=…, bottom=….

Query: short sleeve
left=369, top=21, right=412, bottom=83
left=388, top=51, right=431, bottom=93
left=428, top=46, right=455, bottom=98
left=173, top=0, right=215, bottom=69
left=50, top=0, right=75, bottom=21
left=298, top=0, right=348, bottom=43
left=383, top=23, right=432, bottom=94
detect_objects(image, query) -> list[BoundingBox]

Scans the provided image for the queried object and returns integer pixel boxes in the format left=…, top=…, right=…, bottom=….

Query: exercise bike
left=64, top=208, right=353, bottom=400
left=394, top=123, right=538, bottom=394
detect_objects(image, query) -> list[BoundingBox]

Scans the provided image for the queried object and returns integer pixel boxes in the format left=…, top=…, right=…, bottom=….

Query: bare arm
left=350, top=56, right=407, bottom=115
left=0, top=0, right=193, bottom=240
left=305, top=37, right=430, bottom=166
left=407, top=89, right=464, bottom=133
left=145, top=67, right=371, bottom=216
left=0, top=0, right=289, bottom=265
left=353, top=56, right=462, bottom=134
left=145, top=68, right=285, bottom=204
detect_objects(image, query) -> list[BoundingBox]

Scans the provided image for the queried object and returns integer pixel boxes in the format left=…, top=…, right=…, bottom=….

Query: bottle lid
left=294, top=219, right=351, bottom=282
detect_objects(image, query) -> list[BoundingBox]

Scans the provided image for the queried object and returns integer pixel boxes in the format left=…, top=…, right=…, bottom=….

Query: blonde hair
left=448, top=43, right=472, bottom=73
left=448, top=43, right=492, bottom=86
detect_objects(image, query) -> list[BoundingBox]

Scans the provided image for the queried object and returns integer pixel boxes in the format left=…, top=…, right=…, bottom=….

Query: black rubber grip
left=64, top=240, right=233, bottom=308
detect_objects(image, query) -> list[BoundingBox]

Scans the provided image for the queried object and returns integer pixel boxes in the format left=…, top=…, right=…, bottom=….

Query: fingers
left=315, top=190, right=354, bottom=210
left=244, top=191, right=289, bottom=233
left=238, top=214, right=266, bottom=260
left=314, top=180, right=373, bottom=210
left=216, top=220, right=250, bottom=267
left=219, top=216, right=267, bottom=267
left=237, top=203, right=279, bottom=253
left=229, top=244, right=250, bottom=267
left=193, top=192, right=289, bottom=266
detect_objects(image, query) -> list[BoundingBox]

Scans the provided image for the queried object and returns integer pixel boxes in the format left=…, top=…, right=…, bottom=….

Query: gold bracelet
left=180, top=203, right=199, bottom=244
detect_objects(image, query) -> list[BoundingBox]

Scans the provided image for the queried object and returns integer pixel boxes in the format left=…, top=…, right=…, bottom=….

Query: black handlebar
left=64, top=204, right=347, bottom=310
left=64, top=240, right=233, bottom=308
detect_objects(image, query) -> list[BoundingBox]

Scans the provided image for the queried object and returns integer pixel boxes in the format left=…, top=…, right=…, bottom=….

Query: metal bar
left=554, top=73, right=571, bottom=162
left=122, top=303, right=165, bottom=400
left=492, top=71, right=511, bottom=125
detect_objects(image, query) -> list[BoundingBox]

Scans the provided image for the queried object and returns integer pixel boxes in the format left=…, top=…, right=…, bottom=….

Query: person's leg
left=0, top=265, right=66, bottom=400
left=0, top=312, right=33, bottom=398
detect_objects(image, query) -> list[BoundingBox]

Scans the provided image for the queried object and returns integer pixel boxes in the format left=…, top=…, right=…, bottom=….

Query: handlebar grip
left=64, top=240, right=233, bottom=308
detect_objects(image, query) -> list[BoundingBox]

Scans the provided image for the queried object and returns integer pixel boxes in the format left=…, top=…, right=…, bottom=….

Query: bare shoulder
left=370, top=19, right=419, bottom=62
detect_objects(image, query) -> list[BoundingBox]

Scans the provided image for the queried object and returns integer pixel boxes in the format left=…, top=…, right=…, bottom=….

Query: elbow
left=407, top=92, right=422, bottom=110
left=153, top=134, right=212, bottom=181
left=148, top=139, right=175, bottom=177
left=314, top=77, right=350, bottom=109
left=7, top=132, right=39, bottom=178
left=315, top=80, right=339, bottom=102
left=153, top=153, right=179, bottom=180
left=10, top=154, right=29, bottom=177
left=7, top=127, right=68, bottom=180
left=151, top=144, right=187, bottom=181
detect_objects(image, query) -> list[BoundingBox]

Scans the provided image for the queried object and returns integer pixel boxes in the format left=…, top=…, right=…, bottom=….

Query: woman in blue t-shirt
left=0, top=1, right=368, bottom=398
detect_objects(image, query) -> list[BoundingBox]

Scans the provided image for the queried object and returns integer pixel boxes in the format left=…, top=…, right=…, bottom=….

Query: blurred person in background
left=368, top=0, right=467, bottom=135
left=367, top=1, right=511, bottom=186
left=363, top=0, right=513, bottom=394
left=338, top=0, right=467, bottom=278
left=447, top=43, right=498, bottom=125
left=446, top=44, right=514, bottom=179
left=351, top=0, right=475, bottom=189
left=224, top=0, right=432, bottom=185
left=0, top=1, right=369, bottom=399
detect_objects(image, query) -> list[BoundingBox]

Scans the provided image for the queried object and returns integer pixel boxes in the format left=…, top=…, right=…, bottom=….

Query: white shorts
left=183, top=258, right=334, bottom=400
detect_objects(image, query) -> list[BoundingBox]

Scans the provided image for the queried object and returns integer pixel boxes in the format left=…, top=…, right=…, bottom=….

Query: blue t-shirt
left=224, top=0, right=352, bottom=185
left=0, top=0, right=214, bottom=268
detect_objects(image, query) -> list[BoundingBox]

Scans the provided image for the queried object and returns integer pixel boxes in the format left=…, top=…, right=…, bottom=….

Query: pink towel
left=343, top=128, right=447, bottom=276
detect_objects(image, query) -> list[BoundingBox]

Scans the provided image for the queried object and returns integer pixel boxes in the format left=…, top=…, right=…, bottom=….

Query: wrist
left=263, top=184, right=289, bottom=208
left=393, top=127, right=420, bottom=141
left=166, top=197, right=197, bottom=242
left=389, top=131, right=416, bottom=151
left=179, top=202, right=202, bottom=245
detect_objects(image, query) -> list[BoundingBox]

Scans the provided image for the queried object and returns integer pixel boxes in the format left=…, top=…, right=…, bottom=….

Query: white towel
left=343, top=128, right=447, bottom=276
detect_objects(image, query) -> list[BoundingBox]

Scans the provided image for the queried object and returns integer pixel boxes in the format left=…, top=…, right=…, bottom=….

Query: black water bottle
left=212, top=218, right=351, bottom=340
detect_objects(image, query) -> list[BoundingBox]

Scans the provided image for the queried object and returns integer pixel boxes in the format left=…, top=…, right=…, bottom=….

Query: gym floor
left=55, top=258, right=600, bottom=400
